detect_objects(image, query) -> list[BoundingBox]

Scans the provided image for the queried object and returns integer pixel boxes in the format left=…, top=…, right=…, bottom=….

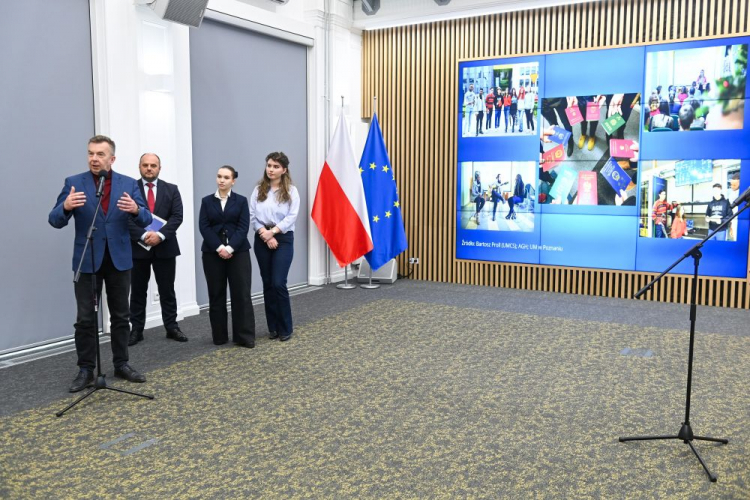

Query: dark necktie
left=146, top=182, right=155, bottom=213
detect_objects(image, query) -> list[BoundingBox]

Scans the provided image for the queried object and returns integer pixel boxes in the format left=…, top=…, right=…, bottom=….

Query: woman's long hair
left=257, top=152, right=293, bottom=203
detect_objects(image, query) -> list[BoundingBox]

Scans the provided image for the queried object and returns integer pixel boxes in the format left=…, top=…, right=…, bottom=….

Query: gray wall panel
left=190, top=19, right=309, bottom=307
left=0, top=0, right=95, bottom=352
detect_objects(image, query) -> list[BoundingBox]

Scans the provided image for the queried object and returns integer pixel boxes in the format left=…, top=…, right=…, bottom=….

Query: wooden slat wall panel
left=361, top=0, right=750, bottom=309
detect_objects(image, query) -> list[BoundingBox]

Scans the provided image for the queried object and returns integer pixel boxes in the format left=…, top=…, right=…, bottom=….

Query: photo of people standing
left=644, top=43, right=747, bottom=132
left=639, top=158, right=742, bottom=241
left=537, top=92, right=641, bottom=206
left=460, top=62, right=540, bottom=137
left=459, top=161, right=535, bottom=232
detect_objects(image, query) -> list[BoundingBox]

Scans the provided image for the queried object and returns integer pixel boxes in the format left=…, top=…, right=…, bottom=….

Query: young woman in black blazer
left=198, top=166, right=256, bottom=348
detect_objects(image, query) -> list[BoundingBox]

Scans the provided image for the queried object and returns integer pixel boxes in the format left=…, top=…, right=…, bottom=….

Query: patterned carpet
left=0, top=298, right=748, bottom=499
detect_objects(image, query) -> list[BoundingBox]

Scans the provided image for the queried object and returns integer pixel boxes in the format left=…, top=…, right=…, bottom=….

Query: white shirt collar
left=214, top=189, right=232, bottom=200
left=142, top=178, right=159, bottom=187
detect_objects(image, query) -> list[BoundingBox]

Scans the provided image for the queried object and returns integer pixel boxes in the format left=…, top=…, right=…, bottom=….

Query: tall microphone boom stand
left=56, top=178, right=154, bottom=417
left=619, top=201, right=750, bottom=481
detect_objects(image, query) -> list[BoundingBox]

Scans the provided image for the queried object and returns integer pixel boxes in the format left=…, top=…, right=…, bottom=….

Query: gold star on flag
left=373, top=215, right=380, bottom=223
left=385, top=211, right=392, bottom=218
left=393, top=200, right=400, bottom=208
left=382, top=165, right=389, bottom=173
left=359, top=166, right=364, bottom=174
left=369, top=162, right=377, bottom=170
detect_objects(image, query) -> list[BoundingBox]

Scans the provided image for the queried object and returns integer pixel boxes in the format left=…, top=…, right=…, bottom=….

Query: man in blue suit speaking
left=49, top=135, right=153, bottom=393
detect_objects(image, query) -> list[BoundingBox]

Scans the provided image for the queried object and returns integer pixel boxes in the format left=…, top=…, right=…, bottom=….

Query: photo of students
left=706, top=182, right=732, bottom=241
left=639, top=159, right=742, bottom=241
left=538, top=92, right=640, bottom=206
left=459, top=161, right=535, bottom=232
left=670, top=205, right=689, bottom=239
left=644, top=43, right=747, bottom=131
left=652, top=190, right=678, bottom=238
left=460, top=62, right=540, bottom=137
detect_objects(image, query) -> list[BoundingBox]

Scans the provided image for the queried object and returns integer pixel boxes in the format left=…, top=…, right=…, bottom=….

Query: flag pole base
left=360, top=284, right=380, bottom=289
left=337, top=266, right=357, bottom=290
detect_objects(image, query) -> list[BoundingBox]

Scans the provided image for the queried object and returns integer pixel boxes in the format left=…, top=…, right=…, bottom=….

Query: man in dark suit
left=128, top=153, right=187, bottom=345
left=49, top=135, right=152, bottom=392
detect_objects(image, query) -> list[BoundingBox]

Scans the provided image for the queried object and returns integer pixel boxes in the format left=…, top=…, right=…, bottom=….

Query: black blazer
left=129, top=179, right=183, bottom=259
left=199, top=192, right=251, bottom=253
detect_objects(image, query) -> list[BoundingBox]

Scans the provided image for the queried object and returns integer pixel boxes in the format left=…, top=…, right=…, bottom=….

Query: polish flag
left=312, top=114, right=373, bottom=266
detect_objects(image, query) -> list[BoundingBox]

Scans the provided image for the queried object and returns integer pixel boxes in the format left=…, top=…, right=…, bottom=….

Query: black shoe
left=234, top=341, right=255, bottom=349
left=114, top=364, right=146, bottom=383
left=128, top=329, right=144, bottom=346
left=505, top=213, right=512, bottom=219
left=69, top=370, right=94, bottom=393
left=567, top=138, right=575, bottom=157
left=268, top=331, right=279, bottom=340
left=166, top=328, right=188, bottom=342
left=279, top=333, right=292, bottom=342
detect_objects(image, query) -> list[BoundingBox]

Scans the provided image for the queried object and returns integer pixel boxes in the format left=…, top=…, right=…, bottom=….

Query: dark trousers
left=202, top=251, right=255, bottom=344
left=525, top=109, right=535, bottom=131
left=508, top=195, right=523, bottom=214
left=129, top=256, right=178, bottom=333
left=74, top=247, right=131, bottom=371
left=485, top=108, right=493, bottom=129
left=474, top=196, right=486, bottom=214
left=254, top=232, right=295, bottom=336
left=475, top=111, right=484, bottom=133
left=495, top=107, right=502, bottom=127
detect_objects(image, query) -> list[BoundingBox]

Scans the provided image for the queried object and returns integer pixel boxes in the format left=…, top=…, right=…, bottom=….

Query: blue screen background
left=456, top=38, right=750, bottom=278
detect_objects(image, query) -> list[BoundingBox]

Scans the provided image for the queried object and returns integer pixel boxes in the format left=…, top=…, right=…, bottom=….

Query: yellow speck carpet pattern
left=1, top=299, right=748, bottom=499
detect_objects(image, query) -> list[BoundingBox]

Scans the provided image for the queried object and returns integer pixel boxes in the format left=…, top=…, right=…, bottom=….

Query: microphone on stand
left=729, top=186, right=750, bottom=210
left=96, top=169, right=110, bottom=198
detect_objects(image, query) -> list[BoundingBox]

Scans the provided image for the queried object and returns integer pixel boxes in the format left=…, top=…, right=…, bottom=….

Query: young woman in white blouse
left=249, top=152, right=300, bottom=342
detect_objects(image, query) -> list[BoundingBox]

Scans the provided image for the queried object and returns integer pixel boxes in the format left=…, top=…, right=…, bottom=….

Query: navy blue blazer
left=49, top=170, right=152, bottom=272
left=199, top=192, right=251, bottom=253
left=129, top=178, right=183, bottom=260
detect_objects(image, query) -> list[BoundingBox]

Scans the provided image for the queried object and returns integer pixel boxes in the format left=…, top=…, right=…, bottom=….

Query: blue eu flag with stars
left=360, top=114, right=408, bottom=271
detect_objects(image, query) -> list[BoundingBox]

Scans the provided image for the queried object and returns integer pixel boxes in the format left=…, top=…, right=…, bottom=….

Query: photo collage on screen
left=457, top=37, right=749, bottom=276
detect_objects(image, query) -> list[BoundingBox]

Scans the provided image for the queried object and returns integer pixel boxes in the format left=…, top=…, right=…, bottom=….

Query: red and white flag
left=312, top=114, right=373, bottom=266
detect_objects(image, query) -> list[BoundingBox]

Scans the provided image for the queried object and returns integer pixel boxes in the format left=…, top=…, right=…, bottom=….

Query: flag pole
left=361, top=95, right=381, bottom=290
left=336, top=95, right=357, bottom=290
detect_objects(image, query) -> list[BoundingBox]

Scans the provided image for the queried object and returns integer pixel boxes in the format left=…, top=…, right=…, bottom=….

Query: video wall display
left=457, top=38, right=749, bottom=278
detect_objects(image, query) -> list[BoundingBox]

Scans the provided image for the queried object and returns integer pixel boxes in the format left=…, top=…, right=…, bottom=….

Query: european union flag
left=360, top=114, right=408, bottom=271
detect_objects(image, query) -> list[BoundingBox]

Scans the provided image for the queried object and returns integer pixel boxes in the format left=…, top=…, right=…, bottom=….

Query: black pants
left=254, top=232, right=294, bottom=336
left=475, top=111, right=484, bottom=133
left=202, top=251, right=255, bottom=345
left=130, top=256, right=178, bottom=332
left=74, top=247, right=130, bottom=371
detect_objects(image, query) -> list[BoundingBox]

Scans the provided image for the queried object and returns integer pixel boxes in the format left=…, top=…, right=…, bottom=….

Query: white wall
left=88, top=0, right=368, bottom=330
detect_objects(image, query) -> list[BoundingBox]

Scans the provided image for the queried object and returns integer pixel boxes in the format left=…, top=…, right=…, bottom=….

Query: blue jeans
left=709, top=230, right=727, bottom=241
left=654, top=223, right=666, bottom=238
left=254, top=232, right=295, bottom=336
left=517, top=110, right=524, bottom=132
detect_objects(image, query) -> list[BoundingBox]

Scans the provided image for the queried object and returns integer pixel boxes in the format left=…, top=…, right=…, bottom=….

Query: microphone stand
left=57, top=175, right=154, bottom=417
left=619, top=200, right=750, bottom=481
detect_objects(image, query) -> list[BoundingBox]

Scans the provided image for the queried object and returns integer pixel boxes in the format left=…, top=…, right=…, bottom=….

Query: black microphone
left=96, top=169, right=110, bottom=197
left=729, top=186, right=750, bottom=210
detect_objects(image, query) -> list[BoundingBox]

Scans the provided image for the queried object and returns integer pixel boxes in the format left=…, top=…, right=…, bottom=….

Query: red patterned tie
left=146, top=182, right=155, bottom=213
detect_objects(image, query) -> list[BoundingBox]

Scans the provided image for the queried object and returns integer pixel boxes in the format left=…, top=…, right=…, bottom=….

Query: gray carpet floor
left=0, top=280, right=748, bottom=498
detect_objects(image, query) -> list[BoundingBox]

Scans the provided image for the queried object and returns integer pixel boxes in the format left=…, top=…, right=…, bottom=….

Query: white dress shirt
left=249, top=185, right=300, bottom=235
left=214, top=189, right=234, bottom=254
left=141, top=177, right=165, bottom=242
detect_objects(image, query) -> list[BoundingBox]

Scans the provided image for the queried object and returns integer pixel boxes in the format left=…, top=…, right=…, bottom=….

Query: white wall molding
left=353, top=0, right=590, bottom=30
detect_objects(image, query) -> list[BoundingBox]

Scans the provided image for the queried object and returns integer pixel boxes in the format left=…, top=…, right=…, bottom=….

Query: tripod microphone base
left=619, top=423, right=728, bottom=482
left=56, top=374, right=154, bottom=417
